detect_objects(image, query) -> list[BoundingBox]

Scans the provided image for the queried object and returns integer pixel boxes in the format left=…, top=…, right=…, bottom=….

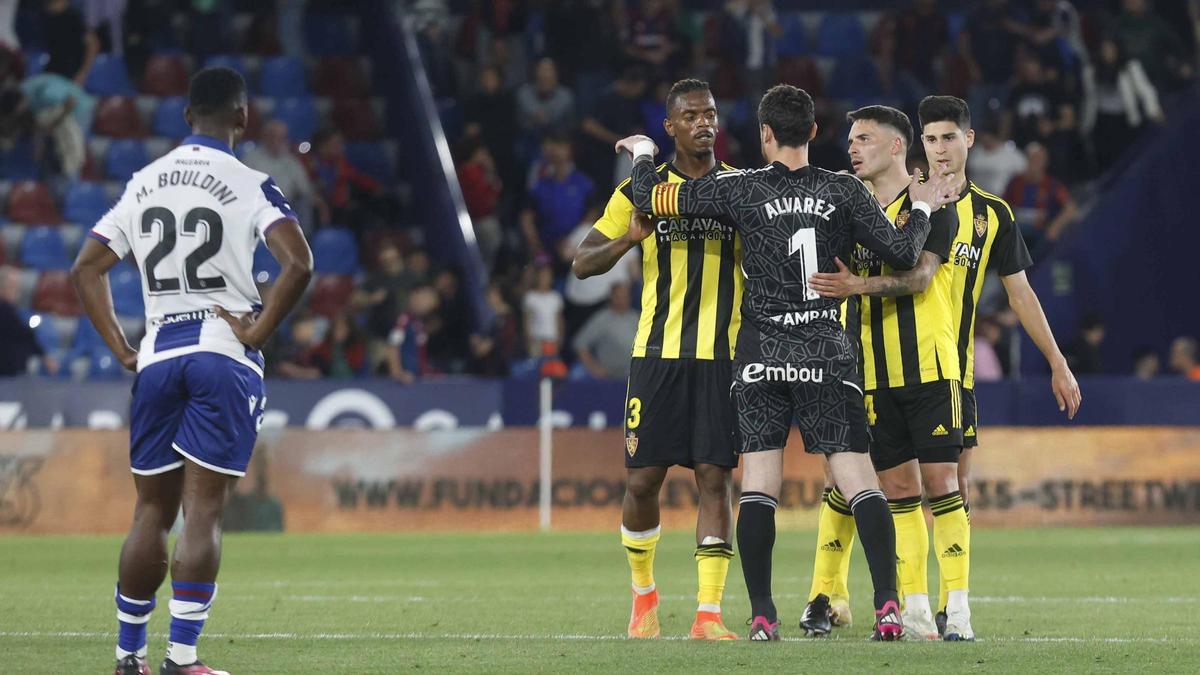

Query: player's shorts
left=623, top=357, right=737, bottom=469
left=866, top=379, right=965, bottom=472
left=130, top=352, right=267, bottom=477
left=962, top=387, right=978, bottom=449
left=732, top=322, right=870, bottom=456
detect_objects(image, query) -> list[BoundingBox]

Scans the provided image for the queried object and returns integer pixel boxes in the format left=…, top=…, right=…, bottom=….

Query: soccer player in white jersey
left=72, top=68, right=313, bottom=675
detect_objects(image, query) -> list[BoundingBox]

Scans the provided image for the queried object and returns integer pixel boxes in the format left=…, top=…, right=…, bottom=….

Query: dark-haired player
left=800, top=104, right=961, bottom=641
left=74, top=67, right=313, bottom=674
left=573, top=79, right=742, bottom=641
left=617, top=84, right=959, bottom=641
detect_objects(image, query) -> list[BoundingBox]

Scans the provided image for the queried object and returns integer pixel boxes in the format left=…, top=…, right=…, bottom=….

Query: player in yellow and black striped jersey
left=916, top=95, right=1082, bottom=641
left=571, top=79, right=742, bottom=641
left=803, top=105, right=963, bottom=640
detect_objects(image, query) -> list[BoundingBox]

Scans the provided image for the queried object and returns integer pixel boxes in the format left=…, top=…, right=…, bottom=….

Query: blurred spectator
left=715, top=0, right=782, bottom=103
left=1113, top=0, right=1193, bottom=92
left=572, top=283, right=638, bottom=380
left=84, top=0, right=127, bottom=55
left=1004, top=53, right=1076, bottom=150
left=543, top=0, right=621, bottom=107
left=244, top=119, right=329, bottom=229
left=894, top=0, right=949, bottom=89
left=305, top=128, right=384, bottom=230
left=1082, top=36, right=1163, bottom=172
left=122, top=0, right=175, bottom=77
left=312, top=311, right=368, bottom=379
left=968, top=119, right=1027, bottom=196
left=186, top=0, right=232, bottom=58
left=386, top=286, right=440, bottom=384
left=959, top=0, right=1024, bottom=114
left=560, top=204, right=640, bottom=342
left=429, top=267, right=470, bottom=373
left=1064, top=312, right=1105, bottom=375
left=455, top=138, right=503, bottom=271
left=1168, top=336, right=1200, bottom=381
left=355, top=243, right=420, bottom=338
left=520, top=133, right=595, bottom=262
left=417, top=18, right=457, bottom=98
left=406, top=249, right=433, bottom=286
left=1005, top=142, right=1078, bottom=253
left=43, top=0, right=99, bottom=85
left=579, top=66, right=648, bottom=188
left=274, top=315, right=326, bottom=379
left=809, top=111, right=851, bottom=173
left=623, top=0, right=682, bottom=74
left=0, top=0, right=18, bottom=50
left=462, top=65, right=519, bottom=190
left=523, top=263, right=564, bottom=358
left=973, top=316, right=1005, bottom=382
left=0, top=75, right=87, bottom=178
left=0, top=267, right=57, bottom=376
left=468, top=282, right=521, bottom=377
left=516, top=57, right=575, bottom=138
left=1131, top=346, right=1160, bottom=380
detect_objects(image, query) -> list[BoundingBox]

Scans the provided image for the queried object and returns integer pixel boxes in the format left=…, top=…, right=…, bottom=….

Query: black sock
left=849, top=488, right=899, bottom=611
left=737, top=491, right=778, bottom=622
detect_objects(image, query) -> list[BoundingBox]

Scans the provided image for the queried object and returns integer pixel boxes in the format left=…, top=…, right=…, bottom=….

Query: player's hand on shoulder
left=614, top=135, right=657, bottom=157
left=215, top=307, right=265, bottom=351
left=908, top=168, right=957, bottom=210
left=628, top=211, right=654, bottom=243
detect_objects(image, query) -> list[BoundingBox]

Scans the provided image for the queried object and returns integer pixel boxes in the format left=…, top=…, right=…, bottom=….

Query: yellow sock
left=695, top=538, right=734, bottom=612
left=931, top=492, right=970, bottom=610
left=808, top=487, right=856, bottom=601
left=889, top=496, right=929, bottom=600
left=938, top=502, right=970, bottom=611
left=621, top=525, right=661, bottom=592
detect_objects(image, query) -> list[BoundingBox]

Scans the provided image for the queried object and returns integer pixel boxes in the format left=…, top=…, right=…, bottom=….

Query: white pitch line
left=0, top=631, right=1191, bottom=645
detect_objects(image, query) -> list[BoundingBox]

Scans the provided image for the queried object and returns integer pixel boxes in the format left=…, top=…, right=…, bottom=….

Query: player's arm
left=617, top=135, right=738, bottom=220
left=1001, top=270, right=1080, bottom=419
left=572, top=189, right=650, bottom=279
left=851, top=172, right=934, bottom=270
left=218, top=219, right=313, bottom=350
left=71, top=239, right=137, bottom=371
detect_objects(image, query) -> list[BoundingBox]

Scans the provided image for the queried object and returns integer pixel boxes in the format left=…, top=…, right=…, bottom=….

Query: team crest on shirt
left=974, top=214, right=988, bottom=237
left=894, top=210, right=910, bottom=228
left=625, top=432, right=639, bottom=457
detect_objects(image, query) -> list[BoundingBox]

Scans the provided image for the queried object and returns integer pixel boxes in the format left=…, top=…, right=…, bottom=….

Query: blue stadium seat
left=774, top=13, right=810, bottom=58
left=271, top=97, right=318, bottom=140
left=304, top=14, right=356, bottom=56
left=64, top=182, right=110, bottom=226
left=109, top=265, right=144, bottom=317
left=345, top=142, right=395, bottom=182
left=203, top=54, right=249, bottom=79
left=106, top=140, right=149, bottom=181
left=310, top=228, right=359, bottom=274
left=827, top=56, right=882, bottom=104
left=21, top=310, right=59, bottom=355
left=71, top=317, right=107, bottom=352
left=814, top=14, right=865, bottom=59
left=259, top=56, right=308, bottom=98
left=20, top=226, right=71, bottom=270
left=0, top=140, right=40, bottom=181
left=87, top=351, right=127, bottom=379
left=84, top=54, right=136, bottom=97
left=252, top=242, right=282, bottom=284
left=152, top=97, right=191, bottom=138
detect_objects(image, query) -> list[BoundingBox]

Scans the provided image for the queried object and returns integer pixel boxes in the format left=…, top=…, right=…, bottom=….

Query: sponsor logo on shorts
left=741, top=363, right=825, bottom=384
left=625, top=432, right=639, bottom=458
left=932, top=424, right=949, bottom=437
left=964, top=425, right=976, bottom=437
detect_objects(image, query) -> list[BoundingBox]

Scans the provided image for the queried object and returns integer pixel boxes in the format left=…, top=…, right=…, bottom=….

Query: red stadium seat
left=6, top=180, right=61, bottom=224
left=332, top=99, right=382, bottom=140
left=313, top=57, right=370, bottom=99
left=32, top=270, right=82, bottom=316
left=142, top=53, right=190, bottom=97
left=307, top=274, right=355, bottom=317
left=93, top=96, right=146, bottom=138
left=775, top=57, right=824, bottom=99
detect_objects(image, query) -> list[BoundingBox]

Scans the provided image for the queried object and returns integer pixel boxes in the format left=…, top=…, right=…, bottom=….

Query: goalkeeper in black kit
left=615, top=85, right=959, bottom=641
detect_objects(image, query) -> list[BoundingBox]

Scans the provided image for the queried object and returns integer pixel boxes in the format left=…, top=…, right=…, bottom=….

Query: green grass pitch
left=1, top=527, right=1197, bottom=673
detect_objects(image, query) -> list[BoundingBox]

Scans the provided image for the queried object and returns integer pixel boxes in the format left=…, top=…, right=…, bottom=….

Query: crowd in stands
left=0, top=0, right=1197, bottom=382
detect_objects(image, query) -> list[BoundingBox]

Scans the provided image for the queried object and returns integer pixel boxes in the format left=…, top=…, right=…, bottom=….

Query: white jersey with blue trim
left=89, top=134, right=298, bottom=376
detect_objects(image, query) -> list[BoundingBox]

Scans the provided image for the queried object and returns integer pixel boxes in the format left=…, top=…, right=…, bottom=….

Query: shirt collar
left=181, top=134, right=235, bottom=156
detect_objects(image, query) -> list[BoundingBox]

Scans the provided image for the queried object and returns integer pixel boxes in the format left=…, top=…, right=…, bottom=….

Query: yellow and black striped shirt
left=949, top=182, right=1033, bottom=389
left=850, top=190, right=960, bottom=391
left=593, top=162, right=743, bottom=360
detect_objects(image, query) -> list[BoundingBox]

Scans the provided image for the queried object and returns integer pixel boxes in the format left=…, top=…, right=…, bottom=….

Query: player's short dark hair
left=918, top=95, right=971, bottom=132
left=846, top=105, right=913, bottom=149
left=666, top=78, right=711, bottom=113
left=757, top=84, right=815, bottom=148
left=187, top=67, right=247, bottom=118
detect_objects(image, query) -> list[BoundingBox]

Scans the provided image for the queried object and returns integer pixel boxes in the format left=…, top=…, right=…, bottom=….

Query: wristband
left=911, top=201, right=932, bottom=217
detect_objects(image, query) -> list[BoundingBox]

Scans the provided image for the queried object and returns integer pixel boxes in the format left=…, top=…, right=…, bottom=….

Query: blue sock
left=114, top=584, right=156, bottom=659
left=167, top=581, right=216, bottom=665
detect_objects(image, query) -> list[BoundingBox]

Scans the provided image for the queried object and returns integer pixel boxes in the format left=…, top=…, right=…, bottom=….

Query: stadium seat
left=0, top=140, right=39, bottom=180
left=271, top=96, right=318, bottom=140
left=87, top=351, right=127, bottom=379
left=332, top=99, right=382, bottom=140
left=152, top=97, right=191, bottom=138
left=827, top=56, right=882, bottom=104
left=304, top=14, right=356, bottom=56
left=345, top=142, right=395, bottom=182
left=258, top=56, right=308, bottom=98
left=106, top=140, right=149, bottom=181
left=774, top=13, right=810, bottom=58
left=313, top=57, right=370, bottom=99
left=1, top=223, right=25, bottom=262
left=49, top=315, right=79, bottom=350
left=307, top=274, right=355, bottom=316
left=141, top=53, right=190, bottom=97
left=32, top=270, right=81, bottom=315
left=93, top=96, right=146, bottom=138
left=109, top=265, right=145, bottom=317
left=6, top=181, right=61, bottom=224
left=310, top=228, right=359, bottom=274
left=814, top=14, right=866, bottom=59
left=84, top=54, right=136, bottom=97
left=21, top=309, right=59, bottom=355
left=203, top=54, right=249, bottom=78
left=64, top=182, right=111, bottom=226
left=252, top=242, right=282, bottom=284
left=71, top=315, right=107, bottom=352
left=20, top=226, right=71, bottom=270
